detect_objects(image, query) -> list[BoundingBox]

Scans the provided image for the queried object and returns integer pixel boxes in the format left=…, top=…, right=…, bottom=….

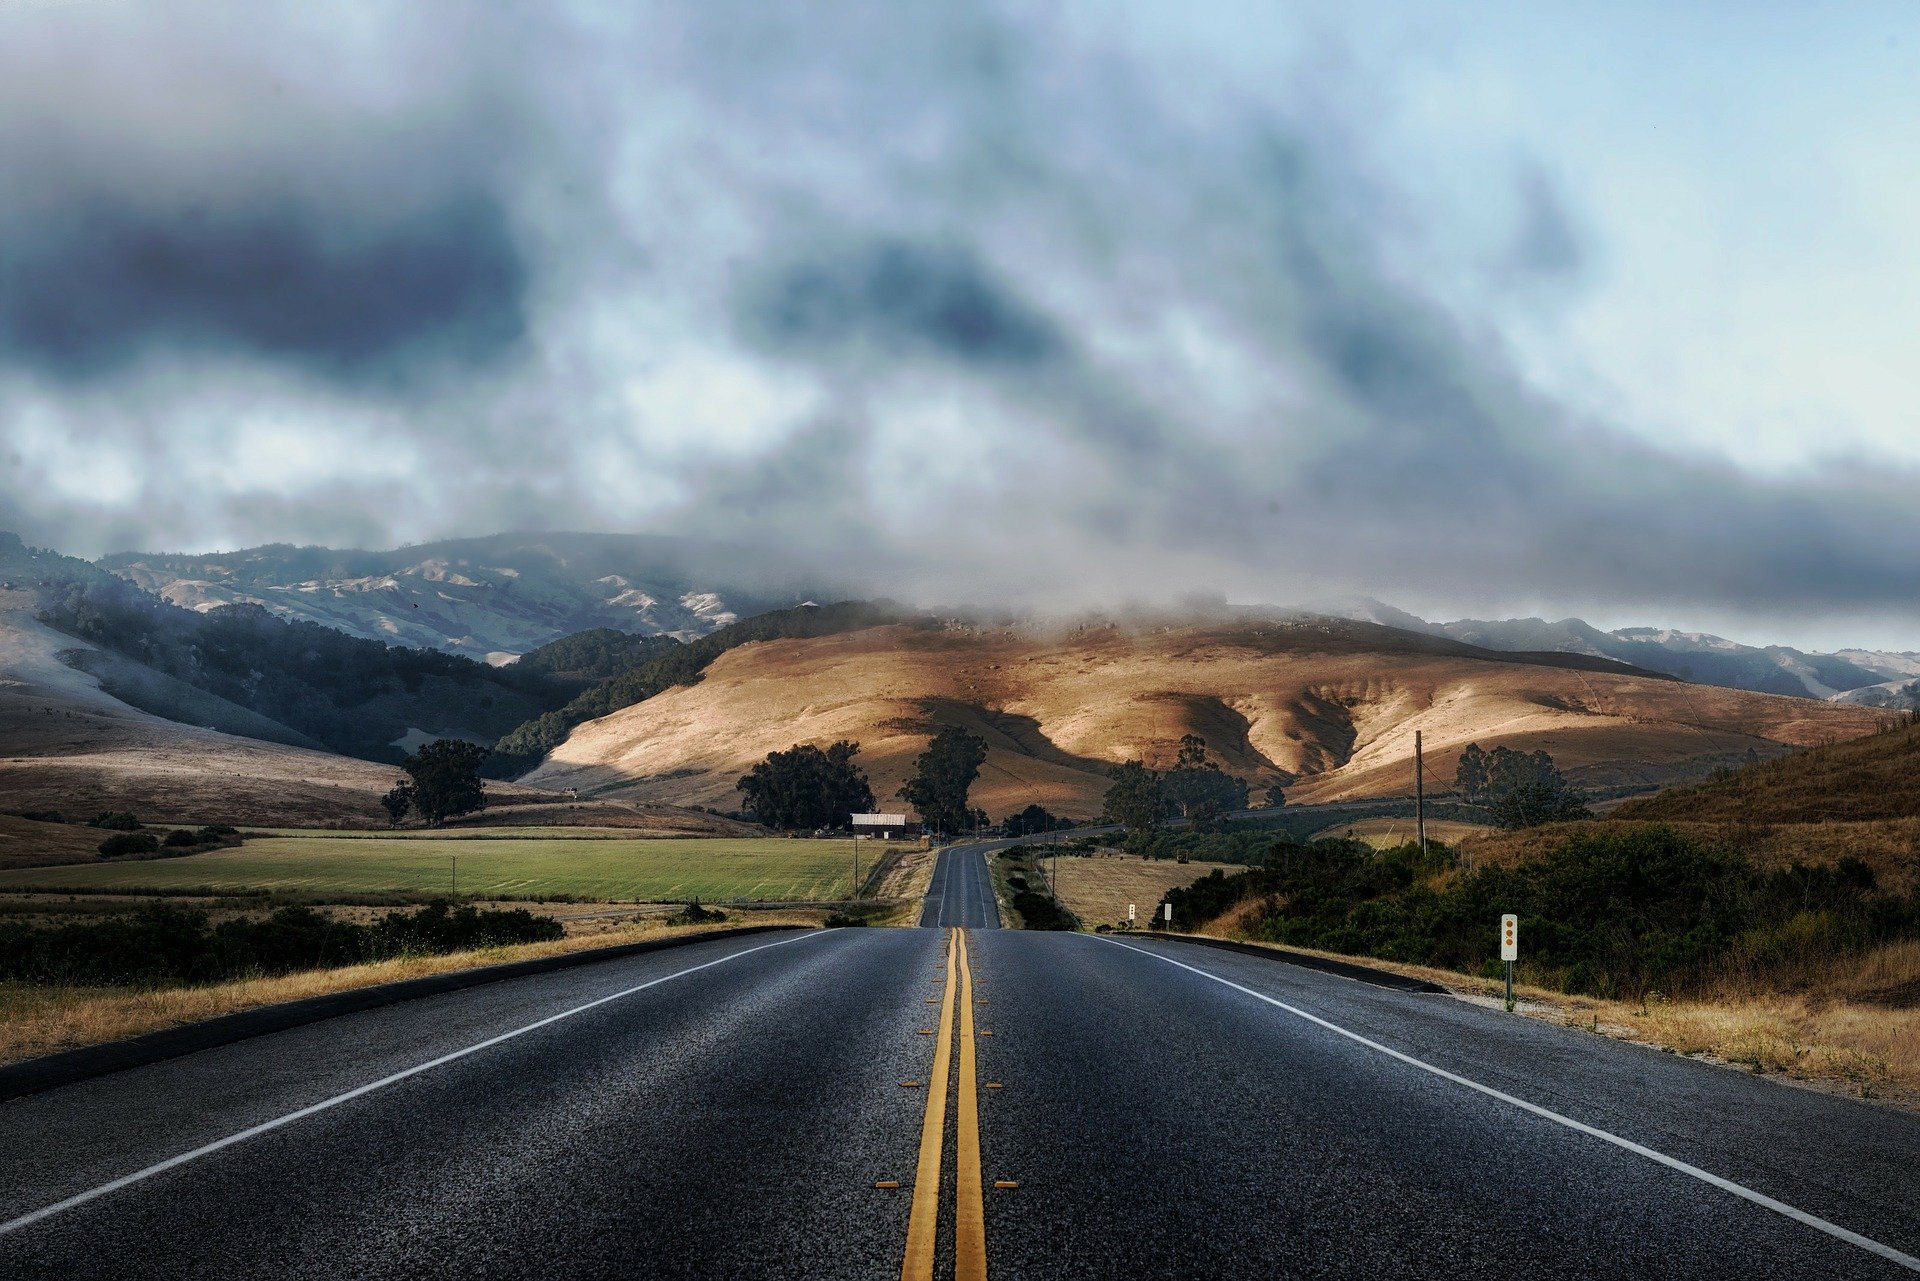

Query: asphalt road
left=919, top=844, right=1002, bottom=928
left=3, top=846, right=1918, bottom=1279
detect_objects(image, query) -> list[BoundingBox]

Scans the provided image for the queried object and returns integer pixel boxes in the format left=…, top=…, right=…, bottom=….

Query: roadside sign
left=1163, top=903, right=1173, bottom=924
left=1500, top=913, right=1519, bottom=961
left=1128, top=903, right=1136, bottom=922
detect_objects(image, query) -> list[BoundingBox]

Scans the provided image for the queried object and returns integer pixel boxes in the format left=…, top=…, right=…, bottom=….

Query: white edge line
left=0, top=929, right=825, bottom=1238
left=1095, top=934, right=1920, bottom=1274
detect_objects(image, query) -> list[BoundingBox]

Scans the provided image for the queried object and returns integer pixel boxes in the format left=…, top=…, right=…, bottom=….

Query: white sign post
left=1499, top=913, right=1519, bottom=1011
left=1128, top=903, right=1136, bottom=927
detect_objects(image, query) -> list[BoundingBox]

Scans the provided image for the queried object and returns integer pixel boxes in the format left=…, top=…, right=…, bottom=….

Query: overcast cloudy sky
left=3, top=1, right=1918, bottom=648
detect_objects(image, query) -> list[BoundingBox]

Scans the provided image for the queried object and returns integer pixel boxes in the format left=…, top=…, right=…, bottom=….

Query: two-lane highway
left=3, top=846, right=1918, bottom=1278
left=919, top=843, right=1001, bottom=928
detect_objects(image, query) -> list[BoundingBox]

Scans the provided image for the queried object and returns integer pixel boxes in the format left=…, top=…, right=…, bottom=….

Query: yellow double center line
left=901, top=927, right=988, bottom=1281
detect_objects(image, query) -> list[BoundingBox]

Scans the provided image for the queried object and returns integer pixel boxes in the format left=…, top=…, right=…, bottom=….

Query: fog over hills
left=1320, top=597, right=1920, bottom=709
left=99, top=532, right=829, bottom=660
left=86, top=532, right=1920, bottom=710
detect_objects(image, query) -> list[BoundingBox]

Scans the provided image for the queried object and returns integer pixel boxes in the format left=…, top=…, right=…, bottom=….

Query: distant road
left=918, top=843, right=1001, bottom=928
left=4, top=848, right=1918, bottom=1278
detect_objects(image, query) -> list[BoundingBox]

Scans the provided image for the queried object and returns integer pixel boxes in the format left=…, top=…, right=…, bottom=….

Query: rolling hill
left=1323, top=597, right=1920, bottom=706
left=523, top=616, right=1889, bottom=819
left=0, top=576, right=751, bottom=838
left=100, top=531, right=827, bottom=660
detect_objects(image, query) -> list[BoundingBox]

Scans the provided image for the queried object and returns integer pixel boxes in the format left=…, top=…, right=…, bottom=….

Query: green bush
left=97, top=832, right=160, bottom=857
left=89, top=811, right=142, bottom=831
left=0, top=901, right=564, bottom=987
left=162, top=828, right=201, bottom=848
left=666, top=901, right=728, bottom=926
left=1163, top=827, right=1920, bottom=1000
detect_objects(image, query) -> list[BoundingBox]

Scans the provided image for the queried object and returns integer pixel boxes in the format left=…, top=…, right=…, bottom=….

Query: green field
left=0, top=836, right=892, bottom=902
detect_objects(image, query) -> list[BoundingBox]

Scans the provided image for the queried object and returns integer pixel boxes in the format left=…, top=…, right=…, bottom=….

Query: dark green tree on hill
left=1160, top=734, right=1249, bottom=831
left=380, top=782, right=416, bottom=827
left=1005, top=803, right=1062, bottom=836
left=1102, top=760, right=1167, bottom=835
left=897, top=727, right=988, bottom=833
left=736, top=740, right=875, bottom=829
left=401, top=740, right=490, bottom=827
left=1455, top=743, right=1589, bottom=829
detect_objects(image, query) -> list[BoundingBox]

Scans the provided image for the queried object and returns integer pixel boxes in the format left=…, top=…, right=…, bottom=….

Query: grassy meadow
left=0, top=834, right=900, bottom=902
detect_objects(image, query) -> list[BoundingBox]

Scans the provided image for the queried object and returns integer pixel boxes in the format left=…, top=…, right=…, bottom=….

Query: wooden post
left=1415, top=730, right=1427, bottom=855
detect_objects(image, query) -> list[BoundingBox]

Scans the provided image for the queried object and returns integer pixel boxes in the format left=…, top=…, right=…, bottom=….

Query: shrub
left=97, top=832, right=159, bottom=857
left=1165, top=827, right=1920, bottom=1000
left=666, top=901, right=728, bottom=926
left=89, top=811, right=142, bottom=831
left=17, top=811, right=64, bottom=823
left=162, top=828, right=201, bottom=848
left=0, top=901, right=564, bottom=987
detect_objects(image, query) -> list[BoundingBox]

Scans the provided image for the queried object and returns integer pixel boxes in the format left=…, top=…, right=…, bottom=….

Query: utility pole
left=1415, top=730, right=1427, bottom=855
left=851, top=833, right=860, bottom=902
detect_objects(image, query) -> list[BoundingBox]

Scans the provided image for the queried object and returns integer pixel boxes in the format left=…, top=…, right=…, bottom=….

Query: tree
left=1264, top=784, right=1287, bottom=809
left=897, top=728, right=989, bottom=833
left=1006, top=804, right=1059, bottom=837
left=1160, top=735, right=1249, bottom=830
left=1102, top=760, right=1167, bottom=835
left=401, top=739, right=489, bottom=828
left=735, top=740, right=875, bottom=830
left=380, top=782, right=415, bottom=827
left=1455, top=742, right=1491, bottom=802
left=1458, top=744, right=1589, bottom=829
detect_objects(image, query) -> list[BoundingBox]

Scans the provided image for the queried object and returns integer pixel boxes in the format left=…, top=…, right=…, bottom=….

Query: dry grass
left=1052, top=854, right=1239, bottom=929
left=1618, top=720, right=1920, bottom=825
left=0, top=910, right=826, bottom=1068
left=1460, top=818, right=1920, bottom=894
left=526, top=619, right=1880, bottom=818
left=1200, top=935, right=1920, bottom=1109
left=1305, top=816, right=1494, bottom=849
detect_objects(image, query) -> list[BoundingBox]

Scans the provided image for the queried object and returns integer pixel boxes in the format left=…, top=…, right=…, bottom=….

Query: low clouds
left=0, top=192, right=527, bottom=384
left=0, top=1, right=1915, bottom=645
left=741, top=239, right=1064, bottom=369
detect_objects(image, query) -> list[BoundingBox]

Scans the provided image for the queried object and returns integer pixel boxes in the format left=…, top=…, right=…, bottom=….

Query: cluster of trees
left=735, top=740, right=876, bottom=830
left=1454, top=743, right=1590, bottom=829
left=1102, top=735, right=1251, bottom=834
left=381, top=740, right=491, bottom=828
left=1004, top=804, right=1071, bottom=837
left=733, top=724, right=993, bottom=835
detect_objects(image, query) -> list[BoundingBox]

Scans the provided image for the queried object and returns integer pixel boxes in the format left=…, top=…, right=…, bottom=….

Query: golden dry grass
left=1196, top=935, right=1920, bottom=1108
left=1051, top=854, right=1240, bottom=929
left=1305, top=816, right=1495, bottom=849
left=0, top=911, right=825, bottom=1068
left=1460, top=818, right=1920, bottom=894
left=527, top=620, right=1880, bottom=819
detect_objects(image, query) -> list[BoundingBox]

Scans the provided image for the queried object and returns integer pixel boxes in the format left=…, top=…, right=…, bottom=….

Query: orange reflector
left=993, top=1181, right=1019, bottom=1190
left=874, top=1180, right=900, bottom=1189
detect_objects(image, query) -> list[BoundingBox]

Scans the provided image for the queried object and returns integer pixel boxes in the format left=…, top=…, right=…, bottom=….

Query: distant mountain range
left=1318, top=597, right=1920, bottom=709
left=56, top=533, right=1920, bottom=710
left=99, top=532, right=829, bottom=660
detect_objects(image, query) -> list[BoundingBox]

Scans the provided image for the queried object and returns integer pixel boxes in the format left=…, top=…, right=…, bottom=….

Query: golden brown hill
left=1615, top=720, right=1920, bottom=825
left=525, top=618, right=1888, bottom=819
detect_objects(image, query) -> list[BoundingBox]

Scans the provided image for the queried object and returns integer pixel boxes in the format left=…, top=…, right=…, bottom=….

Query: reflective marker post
left=1128, top=903, right=1136, bottom=929
left=1500, top=913, right=1519, bottom=1012
left=1163, top=902, right=1173, bottom=930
